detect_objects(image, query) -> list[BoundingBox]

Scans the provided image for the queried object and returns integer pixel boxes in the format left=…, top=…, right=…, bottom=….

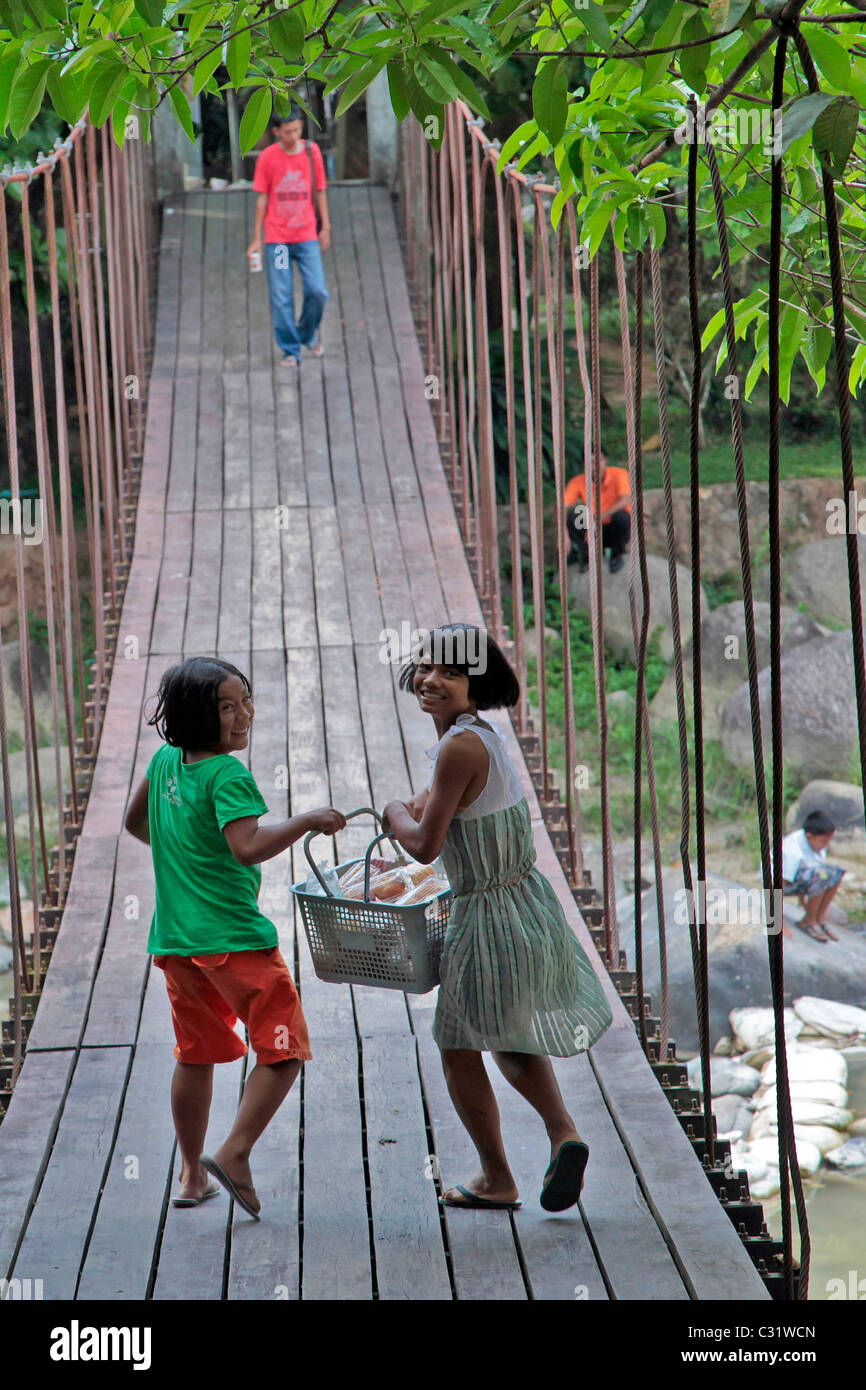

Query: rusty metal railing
left=395, top=94, right=834, bottom=1299
left=0, top=119, right=155, bottom=1108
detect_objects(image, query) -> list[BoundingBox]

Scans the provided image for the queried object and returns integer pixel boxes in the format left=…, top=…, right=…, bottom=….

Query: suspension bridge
left=1, top=98, right=832, bottom=1300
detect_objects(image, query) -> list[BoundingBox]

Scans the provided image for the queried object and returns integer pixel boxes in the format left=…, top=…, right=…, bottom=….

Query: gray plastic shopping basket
left=290, top=807, right=451, bottom=993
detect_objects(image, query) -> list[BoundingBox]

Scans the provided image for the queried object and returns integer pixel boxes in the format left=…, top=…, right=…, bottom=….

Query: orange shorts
left=153, top=946, right=312, bottom=1066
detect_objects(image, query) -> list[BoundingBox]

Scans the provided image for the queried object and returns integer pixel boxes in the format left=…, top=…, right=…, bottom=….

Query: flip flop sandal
left=200, top=1154, right=261, bottom=1220
left=440, top=1184, right=522, bottom=1210
left=817, top=923, right=839, bottom=941
left=172, top=1180, right=221, bottom=1208
left=802, top=923, right=829, bottom=943
left=540, top=1140, right=589, bottom=1212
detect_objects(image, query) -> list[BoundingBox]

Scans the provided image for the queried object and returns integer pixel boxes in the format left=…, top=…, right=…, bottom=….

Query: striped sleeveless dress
left=429, top=714, right=613, bottom=1056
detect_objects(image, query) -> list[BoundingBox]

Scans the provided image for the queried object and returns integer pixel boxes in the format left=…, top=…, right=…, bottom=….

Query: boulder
left=567, top=551, right=708, bottom=663
left=720, top=630, right=866, bottom=781
left=650, top=601, right=824, bottom=737
left=741, top=1136, right=823, bottom=1178
left=765, top=534, right=866, bottom=626
left=712, top=1093, right=747, bottom=1137
left=786, top=781, right=866, bottom=832
left=792, top=996, right=866, bottom=1041
left=616, top=868, right=866, bottom=1051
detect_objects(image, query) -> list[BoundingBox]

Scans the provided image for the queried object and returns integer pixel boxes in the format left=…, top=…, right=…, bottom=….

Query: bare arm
left=125, top=778, right=150, bottom=845
left=383, top=735, right=487, bottom=863
left=248, top=192, right=267, bottom=255
left=223, top=805, right=346, bottom=867
left=317, top=189, right=330, bottom=251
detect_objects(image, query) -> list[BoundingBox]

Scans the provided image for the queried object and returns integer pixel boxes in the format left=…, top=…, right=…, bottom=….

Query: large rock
left=567, top=552, right=708, bottom=663
left=685, top=1055, right=760, bottom=1097
left=754, top=534, right=866, bottom=626
left=720, top=630, right=866, bottom=781
left=786, top=781, right=866, bottom=831
left=649, top=601, right=822, bottom=737
left=615, top=868, right=866, bottom=1051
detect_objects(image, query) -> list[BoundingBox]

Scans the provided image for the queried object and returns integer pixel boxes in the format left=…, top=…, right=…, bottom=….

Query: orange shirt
left=564, top=465, right=631, bottom=516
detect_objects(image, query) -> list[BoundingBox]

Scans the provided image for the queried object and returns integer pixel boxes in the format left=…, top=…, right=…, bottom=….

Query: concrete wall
left=151, top=91, right=203, bottom=200
left=366, top=69, right=398, bottom=188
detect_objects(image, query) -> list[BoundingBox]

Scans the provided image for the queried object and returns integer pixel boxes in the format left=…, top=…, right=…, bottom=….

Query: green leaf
left=707, top=0, right=752, bottom=33
left=8, top=57, right=52, bottom=138
left=778, top=305, right=806, bottom=404
left=532, top=58, right=568, bottom=146
left=88, top=60, right=129, bottom=127
left=335, top=54, right=389, bottom=119
left=801, top=322, right=832, bottom=392
left=778, top=91, right=838, bottom=155
left=849, top=341, right=866, bottom=397
left=133, top=0, right=164, bottom=23
left=168, top=82, right=196, bottom=143
left=193, top=46, right=223, bottom=96
left=62, top=38, right=117, bottom=78
left=416, top=0, right=473, bottom=28
left=642, top=0, right=675, bottom=39
left=0, top=51, right=21, bottom=133
left=270, top=8, right=305, bottom=61
left=414, top=52, right=453, bottom=105
left=679, top=12, right=710, bottom=95
left=189, top=5, right=215, bottom=45
left=805, top=27, right=852, bottom=92
left=239, top=84, right=271, bottom=154
left=812, top=96, right=859, bottom=179
left=421, top=48, right=490, bottom=119
left=225, top=8, right=251, bottom=90
left=648, top=201, right=666, bottom=248
left=499, top=117, right=538, bottom=169
left=745, top=344, right=769, bottom=399
left=579, top=1, right=611, bottom=50
left=582, top=199, right=616, bottom=259
left=387, top=62, right=410, bottom=123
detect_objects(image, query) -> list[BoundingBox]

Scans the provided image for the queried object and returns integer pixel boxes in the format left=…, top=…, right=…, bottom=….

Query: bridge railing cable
left=394, top=55, right=841, bottom=1292
left=0, top=119, right=154, bottom=1108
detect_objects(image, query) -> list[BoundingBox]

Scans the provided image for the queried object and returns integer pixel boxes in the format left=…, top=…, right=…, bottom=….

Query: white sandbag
left=793, top=996, right=866, bottom=1041
left=794, top=1124, right=849, bottom=1154
left=824, top=1137, right=866, bottom=1169
left=750, top=1173, right=781, bottom=1199
left=746, top=1136, right=822, bottom=1177
left=686, top=1056, right=761, bottom=1097
left=729, top=1007, right=803, bottom=1052
left=789, top=1101, right=853, bottom=1129
left=760, top=1048, right=848, bottom=1087
left=849, top=1117, right=866, bottom=1137
left=754, top=1080, right=848, bottom=1112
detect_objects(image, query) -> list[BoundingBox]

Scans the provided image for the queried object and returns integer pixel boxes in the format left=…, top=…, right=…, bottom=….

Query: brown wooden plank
left=222, top=194, right=249, bottom=374
left=299, top=341, right=333, bottom=507
left=186, top=499, right=223, bottom=652
left=412, top=1021, right=527, bottom=1300
left=310, top=506, right=352, bottom=647
left=362, top=1036, right=451, bottom=1300
left=0, top=1050, right=76, bottom=1280
left=9, top=1047, right=132, bottom=1300
left=252, top=508, right=284, bottom=653
left=194, top=369, right=224, bottom=512
left=75, top=1042, right=177, bottom=1300
left=280, top=507, right=317, bottom=649
left=218, top=508, right=252, bottom=652
left=199, top=190, right=227, bottom=375
left=249, top=368, right=279, bottom=510
left=150, top=509, right=193, bottom=655
left=222, top=372, right=251, bottom=510
left=151, top=1056, right=245, bottom=1300
left=274, top=375, right=306, bottom=508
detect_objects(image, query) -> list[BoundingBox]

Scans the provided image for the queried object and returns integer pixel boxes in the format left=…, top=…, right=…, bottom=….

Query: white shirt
left=781, top=828, right=828, bottom=883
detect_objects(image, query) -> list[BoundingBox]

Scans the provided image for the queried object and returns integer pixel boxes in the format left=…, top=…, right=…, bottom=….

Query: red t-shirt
left=253, top=140, right=327, bottom=245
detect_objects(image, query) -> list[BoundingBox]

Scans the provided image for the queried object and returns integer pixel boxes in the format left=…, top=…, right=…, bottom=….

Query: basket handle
left=362, top=831, right=408, bottom=901
left=302, top=807, right=401, bottom=898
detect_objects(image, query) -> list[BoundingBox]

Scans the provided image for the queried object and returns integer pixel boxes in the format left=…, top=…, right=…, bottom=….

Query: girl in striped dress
left=383, top=624, right=613, bottom=1211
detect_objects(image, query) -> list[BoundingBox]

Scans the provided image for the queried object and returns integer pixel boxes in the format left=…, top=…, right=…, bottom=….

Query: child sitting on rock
left=781, top=810, right=845, bottom=944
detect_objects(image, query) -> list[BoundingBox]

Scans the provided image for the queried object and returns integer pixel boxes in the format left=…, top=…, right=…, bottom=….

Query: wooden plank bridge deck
left=0, top=185, right=769, bottom=1302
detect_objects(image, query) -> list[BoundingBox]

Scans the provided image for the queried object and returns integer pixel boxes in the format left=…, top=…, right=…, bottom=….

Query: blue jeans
left=265, top=240, right=329, bottom=360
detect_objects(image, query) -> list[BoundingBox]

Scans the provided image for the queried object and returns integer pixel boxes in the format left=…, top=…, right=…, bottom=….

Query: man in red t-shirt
left=248, top=110, right=331, bottom=366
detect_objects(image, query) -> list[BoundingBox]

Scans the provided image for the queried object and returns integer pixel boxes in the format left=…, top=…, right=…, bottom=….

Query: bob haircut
left=147, top=658, right=251, bottom=751
left=398, top=623, right=520, bottom=711
left=802, top=809, right=835, bottom=835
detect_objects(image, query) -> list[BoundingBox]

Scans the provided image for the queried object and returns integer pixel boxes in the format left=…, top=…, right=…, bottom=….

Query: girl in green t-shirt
left=126, top=657, right=345, bottom=1219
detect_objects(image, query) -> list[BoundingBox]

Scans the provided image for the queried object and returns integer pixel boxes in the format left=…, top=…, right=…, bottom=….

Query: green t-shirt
left=145, top=743, right=278, bottom=955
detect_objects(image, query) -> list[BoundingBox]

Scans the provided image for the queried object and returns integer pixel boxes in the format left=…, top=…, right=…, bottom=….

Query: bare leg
left=492, top=1051, right=583, bottom=1157
left=172, top=1061, right=215, bottom=1200
left=210, top=1058, right=302, bottom=1212
left=439, top=1048, right=519, bottom=1204
left=815, top=878, right=844, bottom=939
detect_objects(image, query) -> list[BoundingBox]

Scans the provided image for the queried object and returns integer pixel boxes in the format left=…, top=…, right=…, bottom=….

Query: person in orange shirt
left=564, top=447, right=631, bottom=574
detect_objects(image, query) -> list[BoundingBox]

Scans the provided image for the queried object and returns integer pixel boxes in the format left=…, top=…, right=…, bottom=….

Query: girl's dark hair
left=398, top=624, right=519, bottom=710
left=147, top=658, right=251, bottom=750
left=803, top=809, right=835, bottom=835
